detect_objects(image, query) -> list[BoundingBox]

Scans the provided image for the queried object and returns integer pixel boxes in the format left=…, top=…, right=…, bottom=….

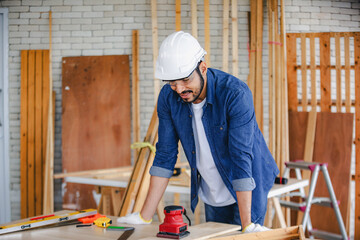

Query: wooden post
left=204, top=0, right=210, bottom=66
left=175, top=0, right=181, bottom=31
left=255, top=0, right=263, bottom=131
left=335, top=33, right=342, bottom=112
left=43, top=11, right=54, bottom=214
left=320, top=33, right=331, bottom=112
left=300, top=34, right=307, bottom=111
left=354, top=32, right=360, bottom=240
left=310, top=34, right=317, bottom=110
left=344, top=34, right=351, bottom=113
left=222, top=0, right=229, bottom=72
left=231, top=0, right=238, bottom=77
left=286, top=34, right=297, bottom=112
left=132, top=30, right=140, bottom=159
left=151, top=0, right=159, bottom=103
left=248, top=1, right=256, bottom=95
left=191, top=0, right=198, bottom=38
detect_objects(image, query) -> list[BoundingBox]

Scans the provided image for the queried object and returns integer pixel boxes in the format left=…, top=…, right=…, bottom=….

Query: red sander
left=157, top=205, right=191, bottom=239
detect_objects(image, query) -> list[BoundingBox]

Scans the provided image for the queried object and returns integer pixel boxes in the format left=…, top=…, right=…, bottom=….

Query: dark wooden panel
left=289, top=112, right=353, bottom=234
left=62, top=55, right=131, bottom=210
left=286, top=34, right=297, bottom=112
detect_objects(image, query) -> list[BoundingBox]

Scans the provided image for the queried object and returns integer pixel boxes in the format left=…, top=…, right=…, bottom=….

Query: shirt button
left=220, top=127, right=223, bottom=130
left=192, top=150, right=195, bottom=154
left=192, top=168, right=195, bottom=171
left=189, top=114, right=192, bottom=118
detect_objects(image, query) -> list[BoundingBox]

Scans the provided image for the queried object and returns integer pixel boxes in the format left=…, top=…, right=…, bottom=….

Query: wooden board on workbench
left=62, top=55, right=131, bottom=210
left=289, top=111, right=353, bottom=234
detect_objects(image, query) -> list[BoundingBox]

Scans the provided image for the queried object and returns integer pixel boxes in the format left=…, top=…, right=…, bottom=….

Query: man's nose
left=175, top=84, right=186, bottom=94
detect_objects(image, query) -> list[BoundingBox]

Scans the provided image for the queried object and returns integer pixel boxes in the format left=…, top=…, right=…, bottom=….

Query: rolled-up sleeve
left=149, top=88, right=179, bottom=178
left=227, top=87, right=256, bottom=192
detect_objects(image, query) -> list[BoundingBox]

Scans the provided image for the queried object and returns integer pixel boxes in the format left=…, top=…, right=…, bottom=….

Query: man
left=118, top=31, right=279, bottom=232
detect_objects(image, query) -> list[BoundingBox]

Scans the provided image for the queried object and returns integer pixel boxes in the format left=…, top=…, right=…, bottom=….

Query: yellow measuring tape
left=131, top=142, right=156, bottom=153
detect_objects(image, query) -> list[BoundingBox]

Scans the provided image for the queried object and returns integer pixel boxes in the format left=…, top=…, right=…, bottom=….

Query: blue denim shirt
left=150, top=68, right=279, bottom=222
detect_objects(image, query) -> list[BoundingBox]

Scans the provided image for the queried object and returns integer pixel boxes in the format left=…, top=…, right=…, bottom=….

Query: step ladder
left=280, top=161, right=348, bottom=240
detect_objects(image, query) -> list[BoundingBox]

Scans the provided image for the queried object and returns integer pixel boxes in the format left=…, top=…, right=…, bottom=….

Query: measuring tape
left=0, top=209, right=97, bottom=235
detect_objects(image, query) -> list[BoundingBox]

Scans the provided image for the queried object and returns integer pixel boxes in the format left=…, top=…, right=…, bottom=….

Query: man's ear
left=199, top=61, right=207, bottom=75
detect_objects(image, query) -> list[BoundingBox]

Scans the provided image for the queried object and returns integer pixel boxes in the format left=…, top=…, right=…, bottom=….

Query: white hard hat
left=155, top=31, right=207, bottom=81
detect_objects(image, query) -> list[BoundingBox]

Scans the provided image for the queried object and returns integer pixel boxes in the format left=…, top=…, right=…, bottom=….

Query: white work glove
left=242, top=223, right=270, bottom=233
left=117, top=212, right=152, bottom=225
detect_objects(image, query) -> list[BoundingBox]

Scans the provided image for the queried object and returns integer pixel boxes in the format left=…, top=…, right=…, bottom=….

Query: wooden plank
left=268, top=0, right=275, bottom=155
left=222, top=0, right=229, bottom=72
left=20, top=50, right=29, bottom=219
left=34, top=50, right=43, bottom=216
left=310, top=34, right=316, bottom=110
left=335, top=33, right=342, bottom=112
left=43, top=11, right=54, bottom=214
left=355, top=32, right=360, bottom=240
left=255, top=0, right=263, bottom=131
left=289, top=112, right=353, bottom=234
left=132, top=30, right=140, bottom=158
left=247, top=2, right=257, bottom=96
left=231, top=0, right=238, bottom=77
left=286, top=34, right=297, bottom=111
left=191, top=0, right=198, bottom=38
left=311, top=112, right=353, bottom=234
left=320, top=33, right=331, bottom=112
left=300, top=34, right=307, bottom=111
left=175, top=0, right=181, bottom=31
left=214, top=226, right=304, bottom=240
left=151, top=0, right=159, bottom=102
left=119, top=106, right=158, bottom=216
left=344, top=34, right=351, bottom=113
left=54, top=166, right=133, bottom=179
left=27, top=50, right=35, bottom=217
left=204, top=0, right=210, bottom=66
left=62, top=55, right=131, bottom=210
left=132, top=134, right=158, bottom=213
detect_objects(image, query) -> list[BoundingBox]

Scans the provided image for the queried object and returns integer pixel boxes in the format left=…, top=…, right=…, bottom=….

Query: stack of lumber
left=20, top=50, right=52, bottom=218
left=119, top=106, right=159, bottom=217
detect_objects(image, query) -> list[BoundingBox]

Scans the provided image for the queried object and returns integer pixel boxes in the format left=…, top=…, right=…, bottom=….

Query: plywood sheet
left=289, top=112, right=353, bottom=234
left=62, top=55, right=131, bottom=210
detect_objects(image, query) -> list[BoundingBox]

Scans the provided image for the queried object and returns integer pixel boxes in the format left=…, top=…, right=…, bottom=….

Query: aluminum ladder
left=280, top=161, right=348, bottom=240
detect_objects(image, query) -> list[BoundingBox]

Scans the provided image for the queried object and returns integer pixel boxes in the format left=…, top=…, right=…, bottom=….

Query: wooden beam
left=231, top=0, right=238, bottom=77
left=335, top=33, right=342, bottom=112
left=175, top=0, right=181, bottom=31
left=204, top=0, right=210, bottom=66
left=354, top=32, right=360, bottom=240
left=27, top=49, right=35, bottom=217
left=191, top=0, right=198, bottom=38
left=222, top=0, right=229, bottom=72
left=248, top=1, right=256, bottom=95
left=20, top=50, right=29, bottom=219
left=310, top=34, right=316, bottom=110
left=132, top=30, right=140, bottom=159
left=300, top=34, right=307, bottom=111
left=344, top=34, right=351, bottom=113
left=320, top=33, right=331, bottom=112
left=35, top=50, right=43, bottom=216
left=268, top=0, right=275, bottom=155
left=255, top=0, right=263, bottom=131
left=43, top=11, right=54, bottom=214
left=151, top=0, right=159, bottom=102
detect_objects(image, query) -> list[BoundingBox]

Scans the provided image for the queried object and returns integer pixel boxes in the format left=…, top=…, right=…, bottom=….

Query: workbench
left=0, top=214, right=242, bottom=240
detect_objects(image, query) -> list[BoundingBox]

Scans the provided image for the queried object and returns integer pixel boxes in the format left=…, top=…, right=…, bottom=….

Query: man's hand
left=242, top=223, right=270, bottom=233
left=117, top=212, right=152, bottom=225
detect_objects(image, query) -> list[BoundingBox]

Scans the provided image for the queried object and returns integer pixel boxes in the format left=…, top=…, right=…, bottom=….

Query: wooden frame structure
left=286, top=32, right=360, bottom=239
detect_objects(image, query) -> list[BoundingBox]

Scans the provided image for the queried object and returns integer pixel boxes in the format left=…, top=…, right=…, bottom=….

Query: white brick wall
left=0, top=0, right=359, bottom=235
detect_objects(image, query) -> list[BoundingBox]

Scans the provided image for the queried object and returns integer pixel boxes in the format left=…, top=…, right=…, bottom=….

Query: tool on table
left=93, top=217, right=112, bottom=228
left=275, top=176, right=288, bottom=184
left=76, top=224, right=92, bottom=227
left=107, top=226, right=135, bottom=231
left=0, top=209, right=97, bottom=235
left=157, top=205, right=191, bottom=239
left=78, top=213, right=106, bottom=224
left=117, top=228, right=134, bottom=240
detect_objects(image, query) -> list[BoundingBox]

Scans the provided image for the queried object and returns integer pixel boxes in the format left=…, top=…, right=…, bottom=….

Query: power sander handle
left=164, top=205, right=191, bottom=226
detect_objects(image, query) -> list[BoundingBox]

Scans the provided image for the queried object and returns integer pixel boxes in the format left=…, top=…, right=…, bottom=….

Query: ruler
left=0, top=209, right=97, bottom=235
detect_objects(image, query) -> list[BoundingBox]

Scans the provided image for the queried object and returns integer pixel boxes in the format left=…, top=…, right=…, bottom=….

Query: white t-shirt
left=191, top=99, right=235, bottom=206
